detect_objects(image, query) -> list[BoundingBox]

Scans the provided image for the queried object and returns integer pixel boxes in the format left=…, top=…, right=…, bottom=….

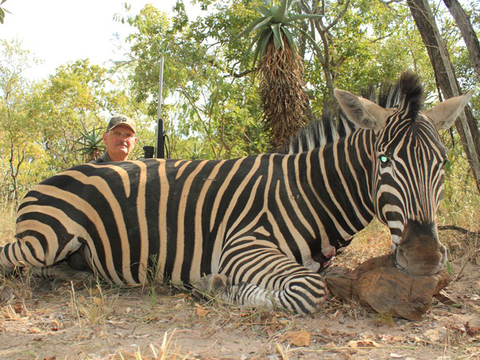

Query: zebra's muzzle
left=393, top=221, right=447, bottom=276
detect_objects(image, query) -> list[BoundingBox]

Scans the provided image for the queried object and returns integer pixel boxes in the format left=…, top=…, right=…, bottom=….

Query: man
left=93, top=115, right=137, bottom=163
left=72, top=115, right=137, bottom=272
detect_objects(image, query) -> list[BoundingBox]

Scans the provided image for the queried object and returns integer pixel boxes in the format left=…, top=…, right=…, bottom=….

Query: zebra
left=0, top=73, right=473, bottom=314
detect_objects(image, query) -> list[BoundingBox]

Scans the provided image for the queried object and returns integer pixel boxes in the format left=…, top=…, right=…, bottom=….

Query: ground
left=0, top=226, right=479, bottom=360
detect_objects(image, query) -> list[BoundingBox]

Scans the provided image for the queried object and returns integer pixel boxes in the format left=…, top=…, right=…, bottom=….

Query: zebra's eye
left=379, top=155, right=390, bottom=165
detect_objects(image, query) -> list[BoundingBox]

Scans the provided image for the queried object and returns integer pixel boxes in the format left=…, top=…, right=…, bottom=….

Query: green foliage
left=120, top=3, right=269, bottom=159
left=309, top=0, right=434, bottom=104
left=29, top=60, right=111, bottom=169
left=0, top=0, right=10, bottom=24
left=0, top=39, right=156, bottom=201
left=0, top=39, right=45, bottom=204
left=440, top=132, right=480, bottom=229
left=235, top=0, right=323, bottom=68
left=76, top=126, right=105, bottom=162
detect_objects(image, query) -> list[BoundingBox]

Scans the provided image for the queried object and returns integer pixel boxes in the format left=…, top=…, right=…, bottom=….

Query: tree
left=443, top=0, right=480, bottom=80
left=407, top=0, right=480, bottom=193
left=298, top=0, right=351, bottom=106
left=121, top=0, right=477, bottom=163
left=0, top=39, right=42, bottom=206
left=30, top=59, right=140, bottom=168
left=238, top=0, right=323, bottom=149
left=122, top=1, right=433, bottom=156
left=122, top=3, right=269, bottom=159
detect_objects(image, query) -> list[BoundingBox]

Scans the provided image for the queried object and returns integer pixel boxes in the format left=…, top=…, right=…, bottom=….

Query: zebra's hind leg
left=1, top=263, right=94, bottom=293
left=0, top=244, right=93, bottom=285
left=0, top=234, right=94, bottom=285
left=29, top=248, right=95, bottom=284
left=28, top=262, right=94, bottom=283
left=217, top=247, right=328, bottom=314
left=0, top=245, right=15, bottom=275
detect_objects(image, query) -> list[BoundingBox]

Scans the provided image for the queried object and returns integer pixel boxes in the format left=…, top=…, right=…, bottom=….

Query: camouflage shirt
left=91, top=152, right=113, bottom=164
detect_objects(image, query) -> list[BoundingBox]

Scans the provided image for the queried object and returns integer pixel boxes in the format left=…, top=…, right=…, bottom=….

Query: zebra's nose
left=394, top=221, right=447, bottom=276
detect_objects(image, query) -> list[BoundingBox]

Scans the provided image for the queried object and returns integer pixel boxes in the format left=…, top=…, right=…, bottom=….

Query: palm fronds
left=76, top=126, right=105, bottom=162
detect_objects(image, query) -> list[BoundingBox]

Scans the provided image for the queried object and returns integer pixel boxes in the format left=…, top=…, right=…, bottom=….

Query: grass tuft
left=69, top=281, right=118, bottom=325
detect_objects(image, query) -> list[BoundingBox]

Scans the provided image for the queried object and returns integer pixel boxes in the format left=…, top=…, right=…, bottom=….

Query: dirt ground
left=0, top=231, right=479, bottom=360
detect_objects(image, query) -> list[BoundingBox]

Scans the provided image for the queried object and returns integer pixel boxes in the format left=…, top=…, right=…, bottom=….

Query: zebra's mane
left=278, top=109, right=356, bottom=154
left=280, top=72, right=424, bottom=154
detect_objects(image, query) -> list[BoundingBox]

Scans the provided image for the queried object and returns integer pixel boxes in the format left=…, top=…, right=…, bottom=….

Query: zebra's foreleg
left=192, top=273, right=278, bottom=309
left=217, top=247, right=328, bottom=314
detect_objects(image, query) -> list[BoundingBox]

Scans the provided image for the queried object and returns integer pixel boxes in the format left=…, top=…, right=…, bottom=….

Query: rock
left=324, top=254, right=451, bottom=321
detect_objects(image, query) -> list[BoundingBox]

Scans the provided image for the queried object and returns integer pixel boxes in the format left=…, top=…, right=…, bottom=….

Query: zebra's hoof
left=194, top=273, right=230, bottom=296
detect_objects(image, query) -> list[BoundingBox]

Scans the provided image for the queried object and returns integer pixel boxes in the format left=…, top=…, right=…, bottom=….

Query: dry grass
left=342, top=219, right=391, bottom=262
left=0, top=250, right=479, bottom=359
left=0, top=202, right=16, bottom=246
left=69, top=282, right=120, bottom=326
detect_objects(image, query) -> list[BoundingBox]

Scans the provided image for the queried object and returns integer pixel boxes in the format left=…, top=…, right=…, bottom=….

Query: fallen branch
left=438, top=225, right=480, bottom=282
left=452, top=246, right=480, bottom=283
left=438, top=225, right=479, bottom=235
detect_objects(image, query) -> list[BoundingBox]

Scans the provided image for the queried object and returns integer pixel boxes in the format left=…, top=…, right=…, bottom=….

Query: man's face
left=103, top=125, right=137, bottom=161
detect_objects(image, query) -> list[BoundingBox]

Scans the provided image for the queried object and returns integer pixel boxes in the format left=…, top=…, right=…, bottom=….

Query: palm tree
left=0, top=0, right=10, bottom=24
left=238, top=0, right=322, bottom=149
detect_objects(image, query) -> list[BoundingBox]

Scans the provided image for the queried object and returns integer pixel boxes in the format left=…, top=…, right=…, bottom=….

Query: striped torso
left=13, top=142, right=374, bottom=286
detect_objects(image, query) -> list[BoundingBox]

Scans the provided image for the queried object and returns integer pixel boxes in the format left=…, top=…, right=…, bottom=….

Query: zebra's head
left=335, top=73, right=473, bottom=276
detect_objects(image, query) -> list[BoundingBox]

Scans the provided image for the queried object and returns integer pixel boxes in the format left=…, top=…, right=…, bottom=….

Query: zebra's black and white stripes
left=0, top=73, right=473, bottom=314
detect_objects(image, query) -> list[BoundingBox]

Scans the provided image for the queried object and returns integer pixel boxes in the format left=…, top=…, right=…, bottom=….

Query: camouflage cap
left=107, top=115, right=136, bottom=134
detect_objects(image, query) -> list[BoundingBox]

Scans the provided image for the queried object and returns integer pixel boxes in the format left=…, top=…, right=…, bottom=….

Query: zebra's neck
left=300, top=129, right=376, bottom=248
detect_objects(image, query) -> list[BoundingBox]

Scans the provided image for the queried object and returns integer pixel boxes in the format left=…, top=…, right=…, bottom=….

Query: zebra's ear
left=334, top=89, right=392, bottom=132
left=425, top=90, right=474, bottom=131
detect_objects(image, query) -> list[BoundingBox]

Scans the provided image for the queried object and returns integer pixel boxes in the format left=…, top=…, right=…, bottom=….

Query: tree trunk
left=443, top=0, right=480, bottom=80
left=407, top=0, right=480, bottom=194
left=9, top=141, right=25, bottom=209
left=301, top=0, right=351, bottom=111
left=259, top=38, right=309, bottom=149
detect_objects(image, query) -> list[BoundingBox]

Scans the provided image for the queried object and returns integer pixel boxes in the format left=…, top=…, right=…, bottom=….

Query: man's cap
left=107, top=115, right=136, bottom=134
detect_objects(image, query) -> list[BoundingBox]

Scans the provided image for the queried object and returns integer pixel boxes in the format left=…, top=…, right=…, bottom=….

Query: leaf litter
left=0, top=235, right=479, bottom=359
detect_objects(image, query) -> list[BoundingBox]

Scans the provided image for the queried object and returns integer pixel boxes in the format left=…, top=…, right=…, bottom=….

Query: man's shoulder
left=91, top=153, right=111, bottom=164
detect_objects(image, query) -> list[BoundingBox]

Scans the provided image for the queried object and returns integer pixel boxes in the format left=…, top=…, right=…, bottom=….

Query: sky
left=2, top=0, right=179, bottom=79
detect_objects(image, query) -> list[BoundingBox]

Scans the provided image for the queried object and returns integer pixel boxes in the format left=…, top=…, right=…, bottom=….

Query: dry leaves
left=28, top=326, right=41, bottom=334
left=195, top=303, right=209, bottom=318
left=465, top=322, right=480, bottom=336
left=348, top=339, right=381, bottom=348
left=280, top=330, right=311, bottom=347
